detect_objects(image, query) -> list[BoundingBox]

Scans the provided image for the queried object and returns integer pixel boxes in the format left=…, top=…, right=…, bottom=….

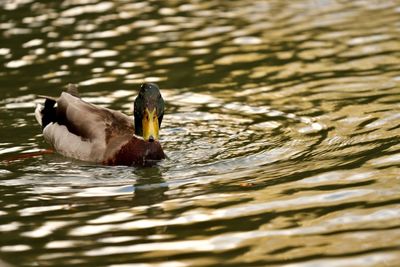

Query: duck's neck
left=104, top=137, right=165, bottom=166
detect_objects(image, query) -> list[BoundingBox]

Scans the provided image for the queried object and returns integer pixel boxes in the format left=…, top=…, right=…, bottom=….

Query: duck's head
left=134, top=83, right=165, bottom=142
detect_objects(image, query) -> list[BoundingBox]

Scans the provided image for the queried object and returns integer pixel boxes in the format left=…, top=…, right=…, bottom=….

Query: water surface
left=1, top=0, right=400, bottom=266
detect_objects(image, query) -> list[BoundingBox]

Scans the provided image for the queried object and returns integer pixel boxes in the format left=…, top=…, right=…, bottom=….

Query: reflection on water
left=1, top=0, right=400, bottom=266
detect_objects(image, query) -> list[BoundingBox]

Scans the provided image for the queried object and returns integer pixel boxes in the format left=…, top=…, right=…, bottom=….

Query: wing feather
left=56, top=92, right=134, bottom=143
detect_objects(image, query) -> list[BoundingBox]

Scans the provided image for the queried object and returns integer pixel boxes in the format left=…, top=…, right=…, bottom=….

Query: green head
left=134, top=83, right=165, bottom=142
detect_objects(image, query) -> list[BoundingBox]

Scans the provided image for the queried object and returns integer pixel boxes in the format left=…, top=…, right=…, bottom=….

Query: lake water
left=1, top=0, right=400, bottom=266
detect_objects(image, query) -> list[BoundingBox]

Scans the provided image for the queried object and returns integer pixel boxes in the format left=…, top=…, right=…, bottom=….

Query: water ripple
left=0, top=0, right=400, bottom=266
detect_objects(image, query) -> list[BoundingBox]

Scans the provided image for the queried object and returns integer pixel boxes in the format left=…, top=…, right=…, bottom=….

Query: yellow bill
left=142, top=108, right=159, bottom=141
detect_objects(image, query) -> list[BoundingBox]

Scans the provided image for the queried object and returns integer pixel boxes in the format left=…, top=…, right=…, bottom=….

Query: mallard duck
left=34, top=83, right=165, bottom=166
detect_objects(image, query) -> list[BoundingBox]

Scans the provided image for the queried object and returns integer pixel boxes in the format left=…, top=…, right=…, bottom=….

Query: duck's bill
left=142, top=108, right=159, bottom=142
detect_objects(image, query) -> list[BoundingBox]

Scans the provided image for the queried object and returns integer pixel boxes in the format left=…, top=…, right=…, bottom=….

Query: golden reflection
left=22, top=221, right=71, bottom=238
left=119, top=62, right=137, bottom=68
left=61, top=2, right=114, bottom=17
left=110, top=69, right=129, bottom=76
left=79, top=77, right=116, bottom=86
left=55, top=49, right=91, bottom=59
left=6, top=59, right=32, bottom=68
left=22, top=39, right=43, bottom=48
left=159, top=7, right=177, bottom=16
left=89, top=50, right=118, bottom=58
left=233, top=36, right=262, bottom=45
left=188, top=48, right=210, bottom=55
left=144, top=24, right=177, bottom=33
left=215, top=53, right=267, bottom=65
left=75, top=58, right=93, bottom=65
left=0, top=48, right=10, bottom=56
left=155, top=57, right=187, bottom=65
left=137, top=35, right=162, bottom=44
left=0, top=245, right=31, bottom=252
left=49, top=40, right=83, bottom=48
left=150, top=48, right=176, bottom=57
left=45, top=240, right=86, bottom=249
left=369, top=153, right=400, bottom=168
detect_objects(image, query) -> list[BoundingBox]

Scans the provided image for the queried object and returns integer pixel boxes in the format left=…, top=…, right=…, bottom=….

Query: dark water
left=1, top=0, right=400, bottom=266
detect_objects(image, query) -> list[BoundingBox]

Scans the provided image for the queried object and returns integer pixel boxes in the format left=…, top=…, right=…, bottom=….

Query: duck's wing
left=38, top=92, right=135, bottom=162
left=56, top=92, right=134, bottom=140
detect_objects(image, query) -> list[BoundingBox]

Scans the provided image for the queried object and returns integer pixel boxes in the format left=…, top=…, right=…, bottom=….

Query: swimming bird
left=34, top=83, right=165, bottom=166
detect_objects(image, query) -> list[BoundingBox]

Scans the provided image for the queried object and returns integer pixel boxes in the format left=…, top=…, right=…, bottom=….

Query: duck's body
left=35, top=83, right=165, bottom=166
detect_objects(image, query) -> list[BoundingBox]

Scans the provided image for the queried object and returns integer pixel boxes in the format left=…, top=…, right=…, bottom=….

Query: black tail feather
left=38, top=84, right=80, bottom=129
left=42, top=98, right=57, bottom=129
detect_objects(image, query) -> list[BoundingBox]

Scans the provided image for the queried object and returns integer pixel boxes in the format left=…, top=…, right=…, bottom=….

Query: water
left=1, top=0, right=400, bottom=266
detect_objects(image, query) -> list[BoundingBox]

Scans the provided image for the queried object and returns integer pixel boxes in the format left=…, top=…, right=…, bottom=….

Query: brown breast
left=103, top=137, right=165, bottom=166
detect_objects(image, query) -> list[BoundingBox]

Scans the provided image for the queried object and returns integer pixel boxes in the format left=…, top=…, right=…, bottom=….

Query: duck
left=34, top=83, right=166, bottom=166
